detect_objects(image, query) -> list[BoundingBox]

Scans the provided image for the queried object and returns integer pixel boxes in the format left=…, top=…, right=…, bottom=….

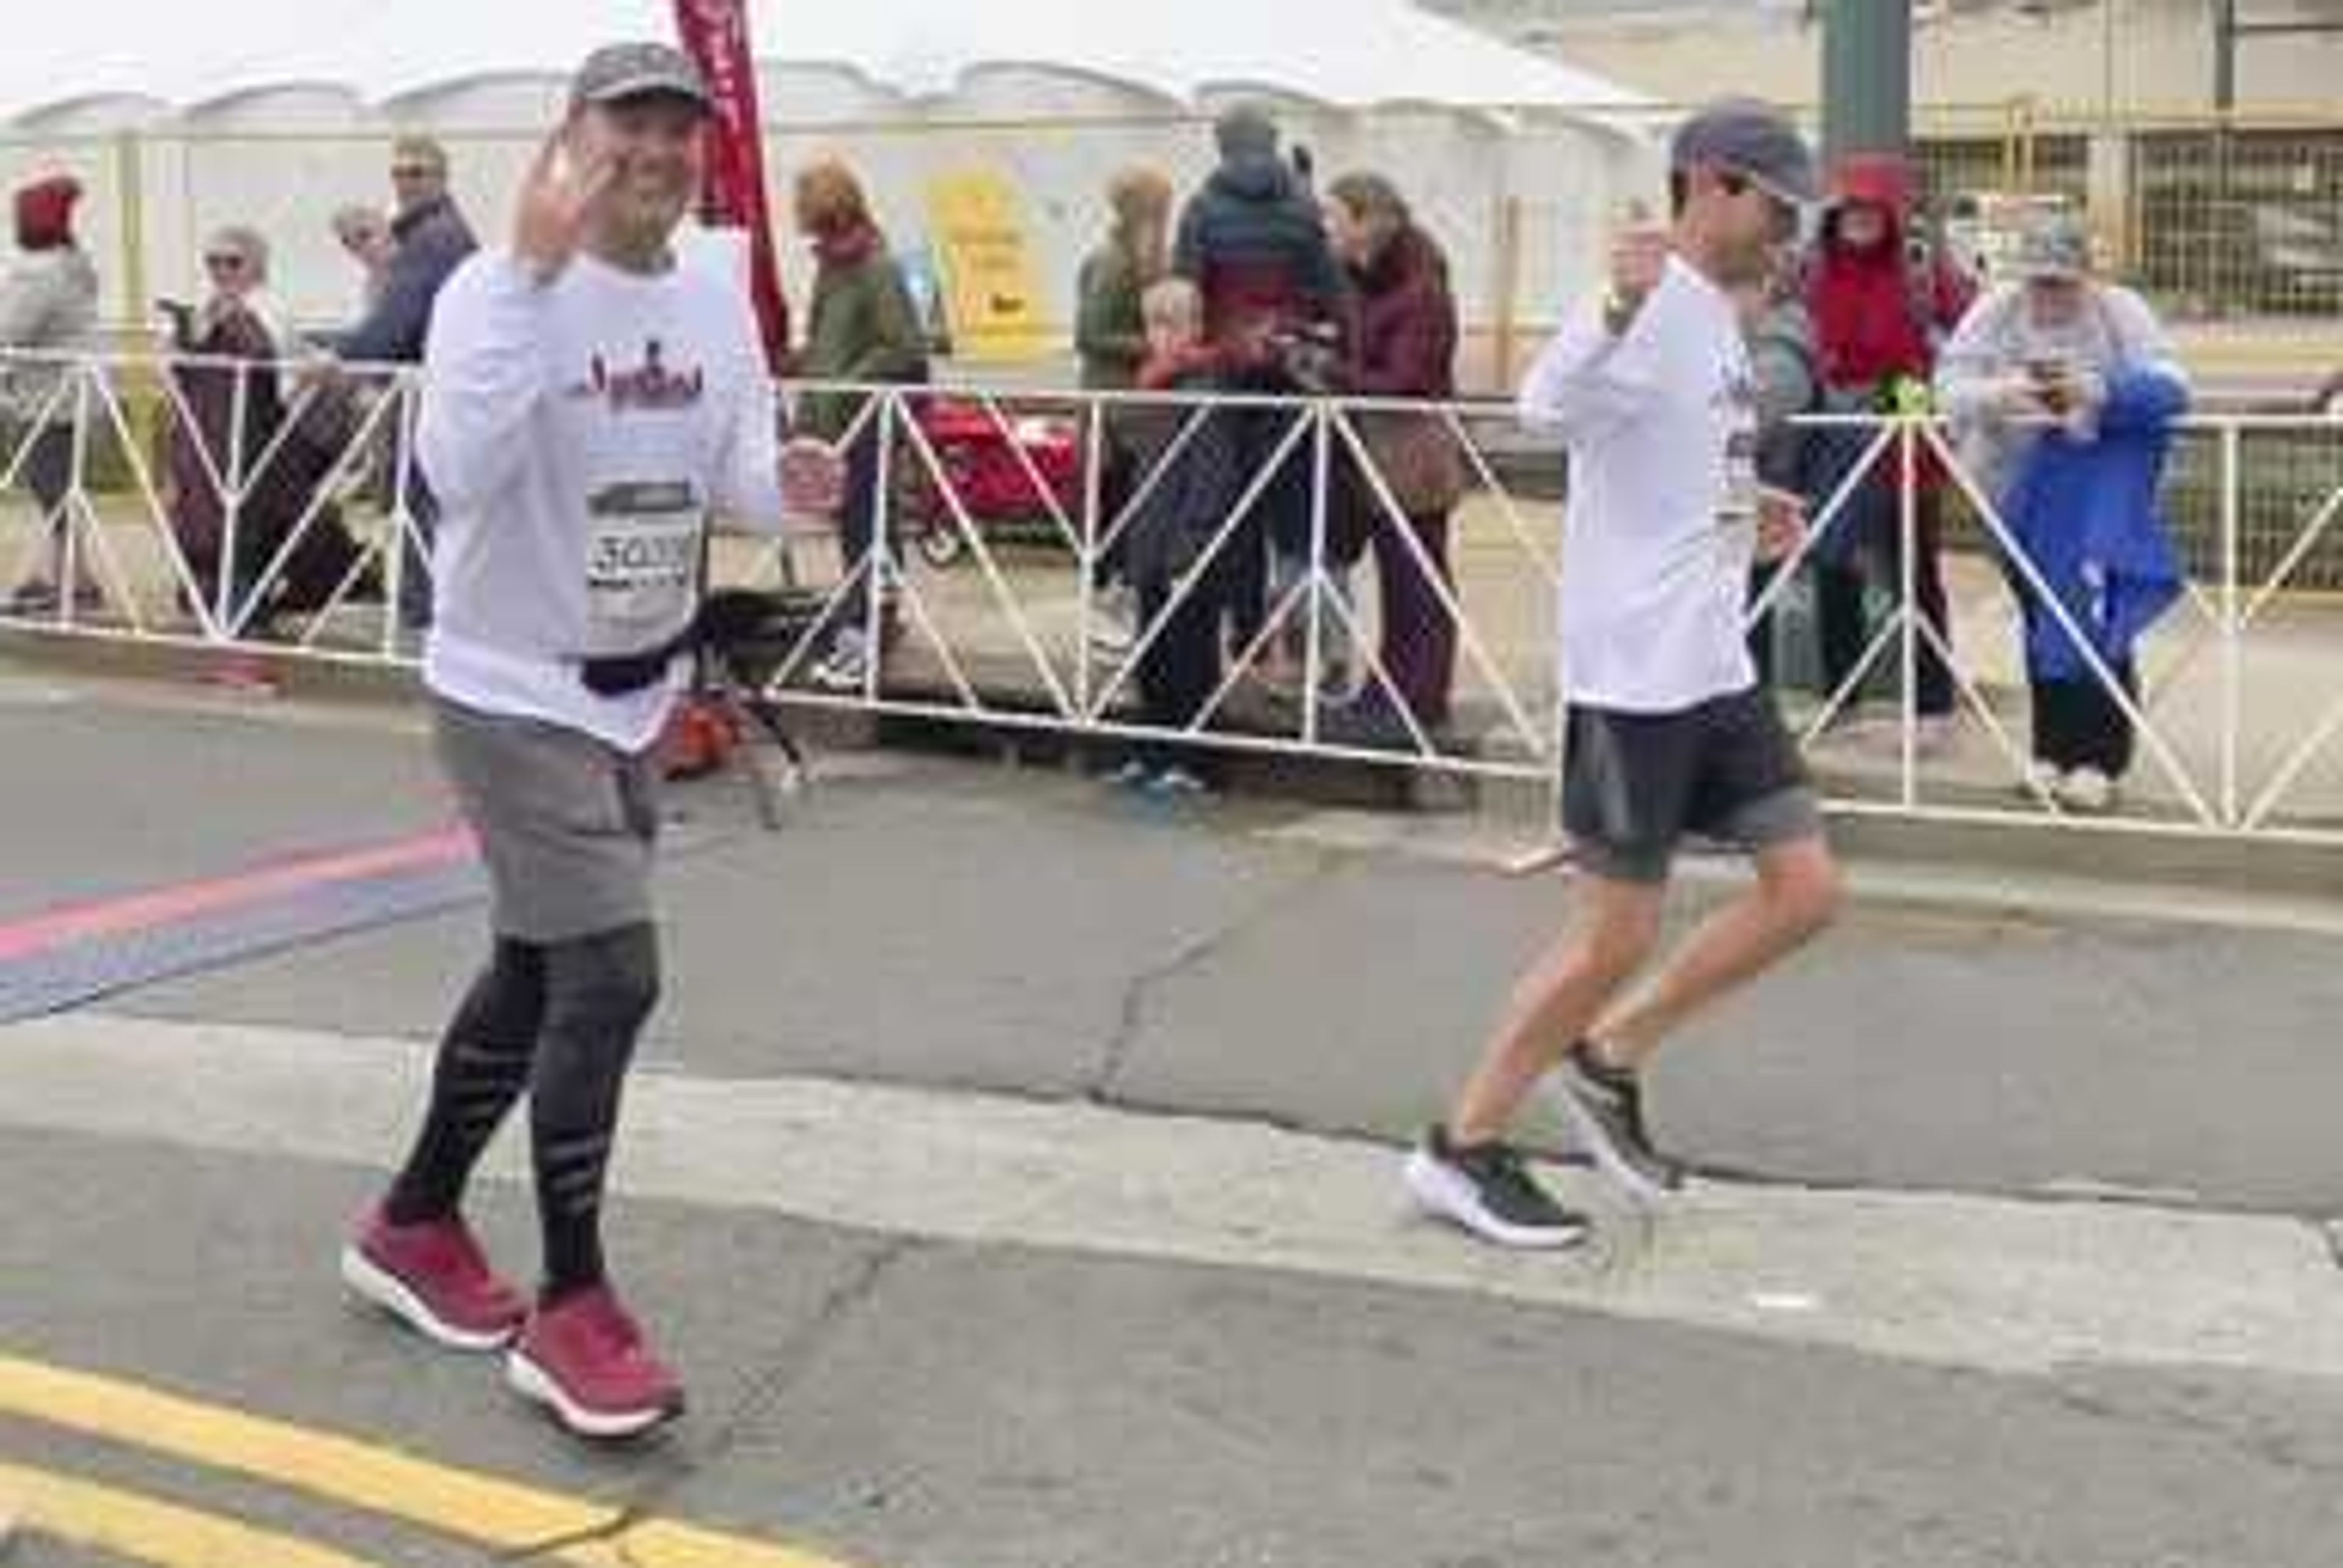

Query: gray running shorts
left=432, top=699, right=661, bottom=942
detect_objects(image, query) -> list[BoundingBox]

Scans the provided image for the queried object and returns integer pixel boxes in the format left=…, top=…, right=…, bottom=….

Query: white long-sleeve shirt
left=1519, top=254, right=1761, bottom=711
left=419, top=250, right=785, bottom=750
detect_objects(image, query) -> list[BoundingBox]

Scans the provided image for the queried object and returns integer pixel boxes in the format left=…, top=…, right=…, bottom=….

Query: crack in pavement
left=488, top=1238, right=920, bottom=1564
left=2041, top=1375, right=2343, bottom=1483
left=1086, top=856, right=1350, bottom=1103
left=500, top=1234, right=926, bottom=1561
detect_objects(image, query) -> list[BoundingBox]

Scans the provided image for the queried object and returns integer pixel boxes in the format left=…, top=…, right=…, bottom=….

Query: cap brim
left=1751, top=168, right=1819, bottom=207
left=578, top=76, right=712, bottom=113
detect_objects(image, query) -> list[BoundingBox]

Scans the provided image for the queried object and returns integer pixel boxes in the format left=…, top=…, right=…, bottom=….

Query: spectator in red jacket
left=1805, top=153, right=1974, bottom=747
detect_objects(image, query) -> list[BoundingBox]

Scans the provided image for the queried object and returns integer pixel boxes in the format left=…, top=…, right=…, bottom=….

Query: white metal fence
left=5, top=347, right=2342, bottom=843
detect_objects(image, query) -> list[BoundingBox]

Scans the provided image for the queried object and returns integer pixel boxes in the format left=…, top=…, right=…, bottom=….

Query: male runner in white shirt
left=1408, top=101, right=1843, bottom=1247
left=339, top=42, right=837, bottom=1437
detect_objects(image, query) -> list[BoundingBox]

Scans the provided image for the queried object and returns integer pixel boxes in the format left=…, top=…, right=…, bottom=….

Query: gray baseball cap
left=1669, top=98, right=1819, bottom=206
left=570, top=42, right=711, bottom=114
left=2015, top=210, right=2092, bottom=279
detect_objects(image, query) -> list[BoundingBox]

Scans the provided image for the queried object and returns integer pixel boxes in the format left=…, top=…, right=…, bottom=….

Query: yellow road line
left=0, top=1459, right=380, bottom=1567
left=0, top=1355, right=858, bottom=1567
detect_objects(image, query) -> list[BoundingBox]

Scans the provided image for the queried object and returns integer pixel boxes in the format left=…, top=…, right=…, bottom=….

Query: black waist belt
left=575, top=591, right=803, bottom=698
left=578, top=641, right=685, bottom=697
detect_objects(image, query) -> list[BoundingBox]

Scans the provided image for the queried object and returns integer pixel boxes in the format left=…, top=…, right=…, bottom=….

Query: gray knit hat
left=1214, top=102, right=1279, bottom=160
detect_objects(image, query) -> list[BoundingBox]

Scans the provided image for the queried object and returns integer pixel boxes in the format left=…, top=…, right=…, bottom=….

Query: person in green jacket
left=791, top=159, right=928, bottom=691
left=1074, top=167, right=1173, bottom=652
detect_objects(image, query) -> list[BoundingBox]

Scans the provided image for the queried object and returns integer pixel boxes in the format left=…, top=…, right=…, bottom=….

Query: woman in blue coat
left=1937, top=212, right=2190, bottom=813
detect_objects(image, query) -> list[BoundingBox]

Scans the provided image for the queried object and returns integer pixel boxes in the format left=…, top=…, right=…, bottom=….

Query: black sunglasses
left=1718, top=171, right=1801, bottom=237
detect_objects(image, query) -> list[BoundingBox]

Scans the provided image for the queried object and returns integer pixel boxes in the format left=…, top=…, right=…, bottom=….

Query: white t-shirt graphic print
left=1519, top=254, right=1762, bottom=713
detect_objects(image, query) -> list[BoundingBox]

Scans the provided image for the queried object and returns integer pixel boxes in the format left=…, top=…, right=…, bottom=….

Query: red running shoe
left=340, top=1207, right=527, bottom=1351
left=506, top=1285, right=685, bottom=1439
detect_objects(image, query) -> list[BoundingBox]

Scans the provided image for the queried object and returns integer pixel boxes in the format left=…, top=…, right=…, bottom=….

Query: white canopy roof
left=1, top=0, right=1649, bottom=125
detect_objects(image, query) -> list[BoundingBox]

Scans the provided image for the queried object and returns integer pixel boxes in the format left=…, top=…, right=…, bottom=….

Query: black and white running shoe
left=1550, top=1041, right=1686, bottom=1206
left=1404, top=1124, right=1590, bottom=1250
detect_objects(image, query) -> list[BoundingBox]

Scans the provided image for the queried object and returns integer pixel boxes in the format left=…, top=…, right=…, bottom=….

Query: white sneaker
left=2057, top=766, right=2117, bottom=813
left=2023, top=761, right=2067, bottom=802
left=1144, top=764, right=1211, bottom=798
left=808, top=629, right=872, bottom=692
left=1087, top=586, right=1137, bottom=655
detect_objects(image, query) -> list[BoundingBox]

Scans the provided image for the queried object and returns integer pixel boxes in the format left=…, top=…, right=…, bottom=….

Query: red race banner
left=673, top=0, right=790, bottom=370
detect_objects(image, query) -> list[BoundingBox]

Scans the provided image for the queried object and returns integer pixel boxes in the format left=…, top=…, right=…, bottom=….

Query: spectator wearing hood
left=1804, top=153, right=1973, bottom=746
left=1937, top=210, right=2189, bottom=814
left=1172, top=103, right=1348, bottom=667
left=1, top=174, right=101, bottom=614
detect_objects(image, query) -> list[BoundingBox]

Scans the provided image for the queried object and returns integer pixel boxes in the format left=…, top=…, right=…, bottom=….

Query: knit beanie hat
left=14, top=175, right=83, bottom=250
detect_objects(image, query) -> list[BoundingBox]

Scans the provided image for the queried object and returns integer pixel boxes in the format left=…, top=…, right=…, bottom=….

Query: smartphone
left=2027, top=358, right=2073, bottom=414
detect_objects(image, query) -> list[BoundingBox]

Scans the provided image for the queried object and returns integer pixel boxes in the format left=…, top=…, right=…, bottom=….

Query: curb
left=7, top=627, right=2336, bottom=899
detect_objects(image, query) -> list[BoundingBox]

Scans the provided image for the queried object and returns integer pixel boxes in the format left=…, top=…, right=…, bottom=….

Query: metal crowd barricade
left=7, top=347, right=2343, bottom=844
left=0, top=345, right=424, bottom=666
left=744, top=379, right=1569, bottom=789
left=1757, top=405, right=2343, bottom=841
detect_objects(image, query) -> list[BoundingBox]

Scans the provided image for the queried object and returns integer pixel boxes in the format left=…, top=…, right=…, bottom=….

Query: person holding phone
left=1405, top=101, right=1843, bottom=1248
left=336, top=41, right=840, bottom=1440
left=1936, top=210, right=2190, bottom=813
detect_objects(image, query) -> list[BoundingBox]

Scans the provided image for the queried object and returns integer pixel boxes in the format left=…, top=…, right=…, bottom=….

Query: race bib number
left=1719, top=425, right=1759, bottom=528
left=585, top=481, right=704, bottom=636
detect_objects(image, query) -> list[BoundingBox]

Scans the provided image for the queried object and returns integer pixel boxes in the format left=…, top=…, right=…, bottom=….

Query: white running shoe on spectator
left=2057, top=766, right=2117, bottom=814
left=1145, top=764, right=1211, bottom=798
left=1087, top=584, right=1137, bottom=656
left=808, top=628, right=873, bottom=692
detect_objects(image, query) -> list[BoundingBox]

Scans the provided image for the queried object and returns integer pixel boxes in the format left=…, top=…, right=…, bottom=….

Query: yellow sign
left=925, top=170, right=1050, bottom=363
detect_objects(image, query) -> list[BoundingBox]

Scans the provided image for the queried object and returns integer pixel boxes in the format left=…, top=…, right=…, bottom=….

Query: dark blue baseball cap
left=1670, top=98, right=1819, bottom=206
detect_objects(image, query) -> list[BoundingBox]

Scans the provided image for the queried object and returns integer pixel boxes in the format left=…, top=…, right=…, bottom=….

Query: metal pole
left=1301, top=403, right=1331, bottom=746
left=2219, top=422, right=2241, bottom=827
left=2101, top=0, right=2118, bottom=128
left=2214, top=0, right=2238, bottom=114
left=1822, top=0, right=1910, bottom=166
left=1076, top=397, right=1105, bottom=718
left=1491, top=195, right=1522, bottom=397
left=2213, top=0, right=2236, bottom=317
left=1898, top=418, right=1918, bottom=808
